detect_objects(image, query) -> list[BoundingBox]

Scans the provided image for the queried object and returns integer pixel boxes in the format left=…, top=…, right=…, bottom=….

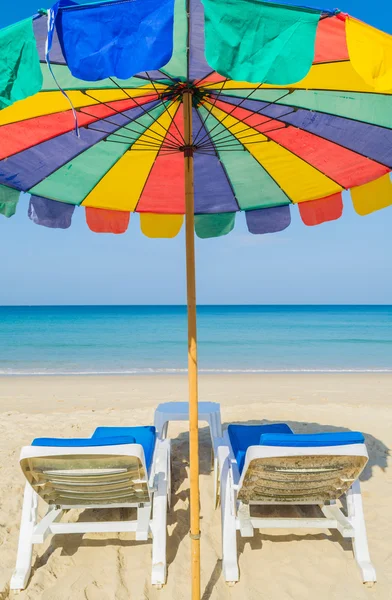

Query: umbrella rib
left=131, top=72, right=171, bottom=83
left=218, top=140, right=270, bottom=147
left=198, top=128, right=280, bottom=149
left=193, top=78, right=229, bottom=144
left=106, top=143, right=178, bottom=150
left=81, top=90, right=172, bottom=144
left=197, top=89, right=293, bottom=147
left=144, top=71, right=186, bottom=145
left=156, top=149, right=182, bottom=155
left=195, top=70, right=220, bottom=86
left=196, top=148, right=249, bottom=152
left=198, top=111, right=295, bottom=149
left=81, top=85, right=161, bottom=90
left=78, top=108, right=179, bottom=148
left=199, top=102, right=294, bottom=141
left=194, top=82, right=272, bottom=147
left=200, top=80, right=269, bottom=90
left=86, top=126, right=178, bottom=149
left=241, top=85, right=392, bottom=97
left=157, top=69, right=181, bottom=84
left=106, top=80, right=178, bottom=143
left=103, top=141, right=178, bottom=150
left=200, top=140, right=271, bottom=152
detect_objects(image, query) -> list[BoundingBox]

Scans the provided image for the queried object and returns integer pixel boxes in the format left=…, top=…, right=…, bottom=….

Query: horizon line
left=1, top=303, right=391, bottom=308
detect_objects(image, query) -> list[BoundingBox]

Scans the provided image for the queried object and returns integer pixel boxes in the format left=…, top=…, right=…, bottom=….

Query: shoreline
left=1, top=368, right=392, bottom=376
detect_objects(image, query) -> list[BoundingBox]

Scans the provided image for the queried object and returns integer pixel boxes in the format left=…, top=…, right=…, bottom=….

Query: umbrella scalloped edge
left=0, top=182, right=392, bottom=235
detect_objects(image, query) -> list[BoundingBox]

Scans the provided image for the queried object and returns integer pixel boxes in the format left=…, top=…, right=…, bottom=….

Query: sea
left=0, top=305, right=391, bottom=375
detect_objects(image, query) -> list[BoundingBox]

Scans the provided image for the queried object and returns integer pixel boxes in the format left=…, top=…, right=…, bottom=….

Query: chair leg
left=238, top=502, right=254, bottom=538
left=346, top=480, right=377, bottom=585
left=167, top=448, right=171, bottom=511
left=10, top=483, right=38, bottom=590
left=219, top=448, right=239, bottom=584
left=213, top=455, right=219, bottom=509
left=136, top=504, right=151, bottom=541
left=151, top=441, right=169, bottom=587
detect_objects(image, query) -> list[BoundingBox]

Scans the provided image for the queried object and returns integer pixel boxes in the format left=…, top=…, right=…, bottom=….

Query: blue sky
left=0, top=0, right=391, bottom=305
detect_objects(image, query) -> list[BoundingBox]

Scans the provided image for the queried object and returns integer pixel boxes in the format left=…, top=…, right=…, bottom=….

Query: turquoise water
left=0, top=305, right=391, bottom=375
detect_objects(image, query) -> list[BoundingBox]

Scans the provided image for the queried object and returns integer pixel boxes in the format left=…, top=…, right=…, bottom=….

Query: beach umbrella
left=1, top=0, right=392, bottom=596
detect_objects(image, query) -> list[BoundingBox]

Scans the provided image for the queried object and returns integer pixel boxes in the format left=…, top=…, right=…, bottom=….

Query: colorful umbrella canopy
left=1, top=0, right=392, bottom=237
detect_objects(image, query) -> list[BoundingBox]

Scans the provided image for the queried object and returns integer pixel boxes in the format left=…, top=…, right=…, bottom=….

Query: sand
left=0, top=374, right=390, bottom=600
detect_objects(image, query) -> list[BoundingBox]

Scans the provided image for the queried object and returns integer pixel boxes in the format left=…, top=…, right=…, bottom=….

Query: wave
left=1, top=368, right=392, bottom=376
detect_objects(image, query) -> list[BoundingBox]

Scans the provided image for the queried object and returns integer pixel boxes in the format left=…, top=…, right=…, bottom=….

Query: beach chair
left=10, top=426, right=170, bottom=591
left=217, top=424, right=376, bottom=586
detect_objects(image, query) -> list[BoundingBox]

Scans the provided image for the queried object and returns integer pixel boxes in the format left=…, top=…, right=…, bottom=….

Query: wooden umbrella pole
left=183, top=88, right=201, bottom=600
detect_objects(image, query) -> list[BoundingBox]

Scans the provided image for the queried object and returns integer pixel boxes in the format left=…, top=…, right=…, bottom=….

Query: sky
left=0, top=0, right=391, bottom=305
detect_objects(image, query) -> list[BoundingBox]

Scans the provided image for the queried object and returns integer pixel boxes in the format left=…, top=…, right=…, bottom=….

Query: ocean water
left=0, top=305, right=391, bottom=375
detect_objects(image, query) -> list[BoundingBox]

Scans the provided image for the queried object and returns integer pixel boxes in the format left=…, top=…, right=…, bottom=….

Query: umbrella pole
left=183, top=88, right=201, bottom=600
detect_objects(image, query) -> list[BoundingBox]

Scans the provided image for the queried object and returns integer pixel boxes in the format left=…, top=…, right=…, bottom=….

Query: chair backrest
left=20, top=444, right=152, bottom=508
left=238, top=444, right=368, bottom=504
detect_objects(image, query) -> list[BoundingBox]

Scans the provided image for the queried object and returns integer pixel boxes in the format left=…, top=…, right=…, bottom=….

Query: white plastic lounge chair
left=10, top=426, right=170, bottom=591
left=217, top=424, right=376, bottom=586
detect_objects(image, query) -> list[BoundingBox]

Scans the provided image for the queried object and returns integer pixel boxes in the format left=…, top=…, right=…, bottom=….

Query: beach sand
left=0, top=374, right=390, bottom=600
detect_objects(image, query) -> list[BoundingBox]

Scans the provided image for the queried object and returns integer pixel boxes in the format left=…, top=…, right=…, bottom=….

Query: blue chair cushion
left=32, top=436, right=136, bottom=447
left=259, top=432, right=365, bottom=447
left=228, top=423, right=293, bottom=474
left=92, top=426, right=156, bottom=470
